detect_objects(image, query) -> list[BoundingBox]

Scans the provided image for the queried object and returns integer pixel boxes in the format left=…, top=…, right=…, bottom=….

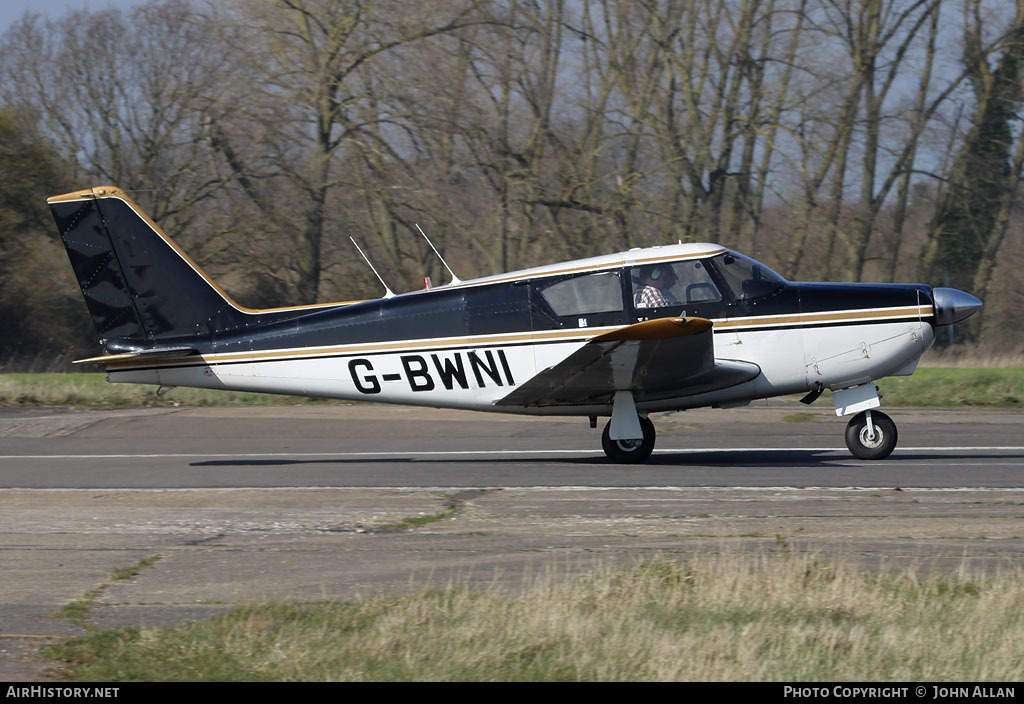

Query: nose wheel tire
left=601, top=416, right=656, bottom=464
left=844, top=410, right=897, bottom=460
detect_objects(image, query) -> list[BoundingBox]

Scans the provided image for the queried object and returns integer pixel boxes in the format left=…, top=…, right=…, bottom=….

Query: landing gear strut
left=844, top=410, right=897, bottom=460
left=601, top=416, right=656, bottom=463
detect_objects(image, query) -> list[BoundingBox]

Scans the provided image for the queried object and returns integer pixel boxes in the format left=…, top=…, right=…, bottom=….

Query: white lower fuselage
left=108, top=310, right=935, bottom=416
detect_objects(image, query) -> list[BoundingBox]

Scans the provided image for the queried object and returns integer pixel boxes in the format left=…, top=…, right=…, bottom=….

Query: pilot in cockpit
left=633, top=265, right=678, bottom=309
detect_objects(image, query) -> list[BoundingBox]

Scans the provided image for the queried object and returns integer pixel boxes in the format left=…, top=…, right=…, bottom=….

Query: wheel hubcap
left=616, top=439, right=642, bottom=452
left=859, top=426, right=884, bottom=448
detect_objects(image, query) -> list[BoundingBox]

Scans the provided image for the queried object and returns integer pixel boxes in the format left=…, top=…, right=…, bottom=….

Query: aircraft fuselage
left=105, top=264, right=936, bottom=417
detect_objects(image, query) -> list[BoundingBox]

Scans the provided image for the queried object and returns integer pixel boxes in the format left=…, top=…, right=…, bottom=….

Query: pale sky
left=0, top=0, right=142, bottom=33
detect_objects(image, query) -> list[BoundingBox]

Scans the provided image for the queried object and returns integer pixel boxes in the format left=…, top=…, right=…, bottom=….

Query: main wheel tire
left=844, top=410, right=897, bottom=460
left=601, top=416, right=656, bottom=464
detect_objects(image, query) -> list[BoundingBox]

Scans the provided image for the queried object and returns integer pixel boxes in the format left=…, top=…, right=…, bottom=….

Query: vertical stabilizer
left=48, top=186, right=248, bottom=344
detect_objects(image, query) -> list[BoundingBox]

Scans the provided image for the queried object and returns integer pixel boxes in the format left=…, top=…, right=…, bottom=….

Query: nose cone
left=933, top=287, right=983, bottom=326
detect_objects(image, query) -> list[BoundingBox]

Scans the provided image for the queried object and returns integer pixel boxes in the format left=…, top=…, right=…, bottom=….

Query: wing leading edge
left=495, top=317, right=760, bottom=408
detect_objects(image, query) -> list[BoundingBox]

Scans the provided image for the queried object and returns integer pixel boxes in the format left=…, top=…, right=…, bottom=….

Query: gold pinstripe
left=95, top=306, right=929, bottom=371
left=99, top=328, right=597, bottom=369
left=712, top=305, right=930, bottom=329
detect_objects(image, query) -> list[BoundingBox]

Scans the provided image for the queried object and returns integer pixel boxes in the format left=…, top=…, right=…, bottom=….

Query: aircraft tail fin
left=49, top=186, right=253, bottom=346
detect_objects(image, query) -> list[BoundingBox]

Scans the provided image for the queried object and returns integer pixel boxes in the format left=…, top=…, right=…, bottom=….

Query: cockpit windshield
left=709, top=250, right=786, bottom=301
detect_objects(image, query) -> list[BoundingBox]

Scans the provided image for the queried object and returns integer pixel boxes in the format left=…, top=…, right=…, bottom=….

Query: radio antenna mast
left=415, top=223, right=462, bottom=286
left=349, top=237, right=396, bottom=299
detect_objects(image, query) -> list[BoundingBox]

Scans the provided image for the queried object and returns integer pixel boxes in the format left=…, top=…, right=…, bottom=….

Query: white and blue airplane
left=49, top=186, right=982, bottom=463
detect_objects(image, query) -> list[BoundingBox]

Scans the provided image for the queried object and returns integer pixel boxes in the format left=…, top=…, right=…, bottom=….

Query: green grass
left=377, top=508, right=457, bottom=531
left=55, top=596, right=98, bottom=629
left=867, top=368, right=1023, bottom=407
left=41, top=556, right=1024, bottom=681
left=0, top=373, right=349, bottom=409
left=53, top=555, right=164, bottom=629
left=1, top=368, right=1022, bottom=409
left=111, top=555, right=163, bottom=582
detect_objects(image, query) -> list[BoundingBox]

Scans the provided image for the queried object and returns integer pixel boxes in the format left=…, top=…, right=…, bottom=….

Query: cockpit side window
left=631, top=259, right=722, bottom=309
left=708, top=251, right=785, bottom=301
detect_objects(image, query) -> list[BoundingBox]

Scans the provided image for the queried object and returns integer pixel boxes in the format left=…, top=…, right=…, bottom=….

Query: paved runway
left=0, top=403, right=1021, bottom=488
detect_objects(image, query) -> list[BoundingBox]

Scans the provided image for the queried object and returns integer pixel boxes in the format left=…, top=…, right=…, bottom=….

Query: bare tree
left=0, top=0, right=239, bottom=239
left=204, top=0, right=488, bottom=302
left=918, top=0, right=1024, bottom=313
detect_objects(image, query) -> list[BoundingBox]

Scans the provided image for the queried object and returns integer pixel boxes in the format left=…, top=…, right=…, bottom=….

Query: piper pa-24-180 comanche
left=49, top=186, right=983, bottom=463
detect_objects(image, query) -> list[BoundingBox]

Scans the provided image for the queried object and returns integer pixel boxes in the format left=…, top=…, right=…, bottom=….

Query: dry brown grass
left=46, top=553, right=1024, bottom=681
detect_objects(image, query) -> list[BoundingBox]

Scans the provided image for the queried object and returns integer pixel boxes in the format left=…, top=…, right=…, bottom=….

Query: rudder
left=49, top=186, right=247, bottom=345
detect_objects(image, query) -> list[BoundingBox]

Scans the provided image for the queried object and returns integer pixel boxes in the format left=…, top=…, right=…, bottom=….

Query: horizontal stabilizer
left=74, top=346, right=199, bottom=366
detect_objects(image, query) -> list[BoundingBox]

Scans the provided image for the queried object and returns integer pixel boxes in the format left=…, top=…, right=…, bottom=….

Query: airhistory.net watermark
left=6, top=687, right=119, bottom=699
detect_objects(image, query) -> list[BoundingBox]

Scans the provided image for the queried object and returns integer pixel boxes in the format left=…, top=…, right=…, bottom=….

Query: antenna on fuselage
left=415, top=223, right=462, bottom=286
left=349, top=237, right=396, bottom=299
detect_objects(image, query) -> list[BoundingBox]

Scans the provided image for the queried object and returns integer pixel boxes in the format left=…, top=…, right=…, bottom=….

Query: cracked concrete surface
left=4, top=485, right=1024, bottom=681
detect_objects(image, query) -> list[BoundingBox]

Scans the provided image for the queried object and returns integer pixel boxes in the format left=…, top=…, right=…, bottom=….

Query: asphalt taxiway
left=1, top=403, right=1022, bottom=488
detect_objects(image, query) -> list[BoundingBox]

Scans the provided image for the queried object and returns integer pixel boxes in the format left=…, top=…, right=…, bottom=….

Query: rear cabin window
left=536, top=271, right=624, bottom=317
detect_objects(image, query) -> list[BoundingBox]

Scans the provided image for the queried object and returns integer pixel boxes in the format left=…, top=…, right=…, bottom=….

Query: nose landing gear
left=844, top=409, right=898, bottom=460
left=832, top=383, right=899, bottom=460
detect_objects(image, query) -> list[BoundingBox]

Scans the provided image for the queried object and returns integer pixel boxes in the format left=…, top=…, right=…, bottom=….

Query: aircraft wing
left=495, top=317, right=760, bottom=408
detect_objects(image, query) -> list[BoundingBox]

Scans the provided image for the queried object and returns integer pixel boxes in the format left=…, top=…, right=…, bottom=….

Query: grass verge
left=830, top=368, right=1023, bottom=407
left=2, top=369, right=1022, bottom=409
left=0, top=373, right=349, bottom=409
left=42, top=555, right=1024, bottom=681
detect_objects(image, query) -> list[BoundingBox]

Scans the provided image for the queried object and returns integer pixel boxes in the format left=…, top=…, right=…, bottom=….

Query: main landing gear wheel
left=844, top=410, right=897, bottom=460
left=601, top=416, right=656, bottom=464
